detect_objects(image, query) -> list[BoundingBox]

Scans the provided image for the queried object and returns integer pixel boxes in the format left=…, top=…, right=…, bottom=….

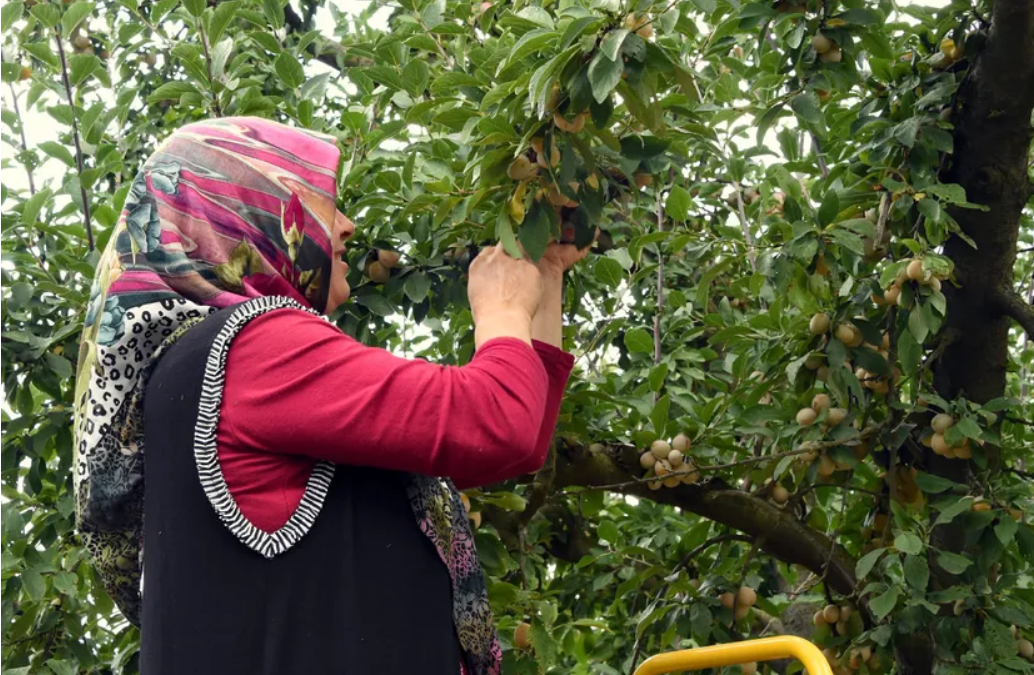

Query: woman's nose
left=336, top=212, right=356, bottom=240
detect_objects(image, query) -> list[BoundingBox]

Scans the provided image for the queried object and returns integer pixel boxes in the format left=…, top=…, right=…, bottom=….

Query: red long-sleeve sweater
left=216, top=308, right=574, bottom=533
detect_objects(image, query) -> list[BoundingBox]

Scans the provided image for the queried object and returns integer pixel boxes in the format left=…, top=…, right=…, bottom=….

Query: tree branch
left=989, top=288, right=1034, bottom=339
left=553, top=443, right=858, bottom=597
left=54, top=29, right=93, bottom=251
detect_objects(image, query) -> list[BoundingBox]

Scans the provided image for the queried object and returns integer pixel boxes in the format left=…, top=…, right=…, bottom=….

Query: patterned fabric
left=72, top=117, right=502, bottom=675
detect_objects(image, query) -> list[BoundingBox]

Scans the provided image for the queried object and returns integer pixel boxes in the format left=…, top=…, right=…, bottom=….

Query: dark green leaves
left=518, top=201, right=551, bottom=262
left=274, top=52, right=305, bottom=89
left=624, top=328, right=654, bottom=353
left=790, top=93, right=822, bottom=126
left=588, top=49, right=622, bottom=103
left=870, top=585, right=900, bottom=620
left=594, top=256, right=623, bottom=288
left=666, top=185, right=692, bottom=220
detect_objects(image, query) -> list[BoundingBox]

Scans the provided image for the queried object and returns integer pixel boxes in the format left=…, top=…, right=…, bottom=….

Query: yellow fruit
left=654, top=459, right=672, bottom=477
left=470, top=511, right=482, bottom=528
left=532, top=138, right=560, bottom=168
left=74, top=34, right=91, bottom=50
left=1019, top=639, right=1033, bottom=659
left=772, top=484, right=790, bottom=504
left=812, top=393, right=832, bottom=413
left=818, top=454, right=837, bottom=477
left=972, top=501, right=992, bottom=512
left=810, top=312, right=831, bottom=334
left=805, top=353, right=825, bottom=370
left=636, top=23, right=654, bottom=39
left=819, top=46, right=842, bottom=63
left=635, top=173, right=654, bottom=189
left=460, top=493, right=471, bottom=513
left=366, top=261, right=390, bottom=283
left=931, top=413, right=954, bottom=433
left=585, top=173, right=600, bottom=190
left=940, top=38, right=955, bottom=56
left=823, top=604, right=841, bottom=624
left=797, top=407, right=819, bottom=426
left=651, top=439, right=672, bottom=459
left=814, top=610, right=828, bottom=627
left=378, top=250, right=401, bottom=268
left=826, top=407, right=847, bottom=427
left=816, top=365, right=830, bottom=382
left=929, top=276, right=942, bottom=292
left=840, top=605, right=852, bottom=621
left=18, top=65, right=31, bottom=81
left=881, top=333, right=891, bottom=350
left=648, top=480, right=663, bottom=490
left=955, top=440, right=972, bottom=459
left=812, top=33, right=833, bottom=54
left=144, top=52, right=157, bottom=66
left=662, top=475, right=681, bottom=488
left=737, top=586, right=757, bottom=607
left=507, top=156, right=538, bottom=181
left=720, top=592, right=736, bottom=609
left=741, top=662, right=757, bottom=675
left=734, top=603, right=751, bottom=620
left=950, top=44, right=964, bottom=61
left=672, top=433, right=691, bottom=452
left=907, top=259, right=924, bottom=281
left=931, top=432, right=951, bottom=456
left=514, top=622, right=532, bottom=649
left=884, top=284, right=901, bottom=305
left=640, top=451, right=657, bottom=470
left=667, top=450, right=684, bottom=467
left=553, top=111, right=586, bottom=133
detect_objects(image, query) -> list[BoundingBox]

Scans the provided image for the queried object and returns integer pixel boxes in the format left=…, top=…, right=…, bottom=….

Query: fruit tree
left=2, top=0, right=1033, bottom=673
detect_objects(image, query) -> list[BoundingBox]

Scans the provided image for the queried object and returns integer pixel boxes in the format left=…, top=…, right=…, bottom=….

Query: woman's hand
left=531, top=237, right=594, bottom=348
left=535, top=240, right=593, bottom=281
left=468, top=244, right=542, bottom=347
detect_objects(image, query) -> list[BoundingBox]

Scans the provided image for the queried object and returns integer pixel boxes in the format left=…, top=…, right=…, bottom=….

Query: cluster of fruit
left=365, top=249, right=401, bottom=284
left=811, top=32, right=842, bottom=64
left=874, top=257, right=946, bottom=307
left=919, top=413, right=973, bottom=459
left=718, top=585, right=758, bottom=620
left=807, top=312, right=898, bottom=395
left=638, top=434, right=698, bottom=490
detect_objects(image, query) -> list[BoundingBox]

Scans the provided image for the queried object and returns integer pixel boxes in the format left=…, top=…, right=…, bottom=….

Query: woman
left=73, top=117, right=587, bottom=674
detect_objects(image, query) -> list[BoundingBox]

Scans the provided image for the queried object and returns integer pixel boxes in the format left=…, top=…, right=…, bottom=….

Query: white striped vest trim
left=193, top=295, right=336, bottom=559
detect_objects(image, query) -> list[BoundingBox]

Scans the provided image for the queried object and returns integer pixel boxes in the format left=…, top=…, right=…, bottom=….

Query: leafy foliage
left=2, top=0, right=1033, bottom=673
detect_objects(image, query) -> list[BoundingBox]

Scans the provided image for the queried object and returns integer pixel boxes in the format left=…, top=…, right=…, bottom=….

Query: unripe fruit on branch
left=531, top=138, right=560, bottom=168
left=553, top=111, right=586, bottom=133
left=884, top=284, right=901, bottom=306
left=734, top=603, right=751, bottom=620
left=662, top=476, right=681, bottom=488
left=797, top=407, right=818, bottom=426
left=74, top=34, right=91, bottom=50
left=651, top=439, right=672, bottom=459
left=836, top=324, right=863, bottom=348
left=1018, top=639, right=1033, bottom=660
left=907, top=259, right=924, bottom=282
left=929, top=276, right=942, bottom=292
left=811, top=393, right=832, bottom=413
left=931, top=432, right=951, bottom=456
left=826, top=408, right=847, bottom=427
left=819, top=46, right=842, bottom=63
left=818, top=454, right=836, bottom=477
left=720, top=592, right=736, bottom=609
left=814, top=610, right=828, bottom=627
left=654, top=459, right=672, bottom=477
left=667, top=450, right=684, bottom=467
left=812, top=32, right=833, bottom=54
left=640, top=451, right=657, bottom=470
left=737, top=586, right=757, bottom=607
left=377, top=250, right=401, bottom=268
left=514, top=622, right=532, bottom=649
left=931, top=413, right=954, bottom=433
left=366, top=261, right=390, bottom=283
left=673, top=433, right=691, bottom=452
left=823, top=604, right=841, bottom=624
left=507, top=156, right=538, bottom=181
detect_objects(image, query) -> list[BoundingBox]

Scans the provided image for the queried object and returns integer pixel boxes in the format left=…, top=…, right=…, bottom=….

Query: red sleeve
left=220, top=308, right=551, bottom=486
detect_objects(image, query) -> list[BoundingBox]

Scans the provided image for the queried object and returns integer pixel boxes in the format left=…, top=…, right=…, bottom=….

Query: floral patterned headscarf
left=73, top=117, right=342, bottom=621
left=73, top=117, right=502, bottom=675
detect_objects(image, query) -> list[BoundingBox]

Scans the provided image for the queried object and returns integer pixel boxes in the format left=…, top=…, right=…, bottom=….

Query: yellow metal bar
left=633, top=635, right=834, bottom=675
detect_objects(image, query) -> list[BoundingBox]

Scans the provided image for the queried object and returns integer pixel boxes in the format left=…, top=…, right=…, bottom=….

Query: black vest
left=141, top=304, right=461, bottom=674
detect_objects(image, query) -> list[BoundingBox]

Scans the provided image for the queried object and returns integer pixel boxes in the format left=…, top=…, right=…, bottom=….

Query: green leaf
left=934, top=498, right=973, bottom=526
left=402, top=59, right=429, bottom=96
left=995, top=516, right=1018, bottom=546
left=147, top=81, right=200, bottom=103
left=261, top=0, right=283, bottom=29
left=790, top=93, right=822, bottom=125
left=60, top=1, right=94, bottom=38
left=182, top=0, right=204, bottom=17
left=917, top=197, right=941, bottom=224
left=518, top=201, right=550, bottom=263
left=870, top=585, right=900, bottom=620
left=29, top=2, right=61, bottom=28
left=588, top=49, right=623, bottom=104
left=501, top=29, right=555, bottom=71
left=898, top=327, right=921, bottom=377
left=600, top=28, right=629, bottom=61
left=648, top=363, right=668, bottom=392
left=68, top=53, right=101, bottom=87
left=430, top=71, right=481, bottom=94
left=913, top=472, right=962, bottom=494
left=904, top=554, right=930, bottom=591
left=21, top=188, right=52, bottom=225
left=403, top=272, right=431, bottom=304
left=894, top=532, right=923, bottom=555
left=818, top=190, right=839, bottom=226
left=856, top=547, right=886, bottom=580
left=21, top=569, right=45, bottom=601
left=665, top=185, right=692, bottom=221
left=1, top=1, right=24, bottom=32
left=495, top=211, right=522, bottom=259
left=893, top=117, right=920, bottom=148
left=207, top=0, right=239, bottom=44
left=935, top=550, right=972, bottom=574
left=355, top=294, right=395, bottom=317
left=529, top=619, right=557, bottom=669
left=598, top=520, right=619, bottom=543
left=624, top=328, right=654, bottom=354
left=274, top=52, right=305, bottom=89
left=46, top=660, right=76, bottom=675
left=594, top=256, right=623, bottom=289
left=651, top=394, right=669, bottom=437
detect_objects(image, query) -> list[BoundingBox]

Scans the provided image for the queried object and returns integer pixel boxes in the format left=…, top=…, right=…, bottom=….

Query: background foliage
left=2, top=0, right=1033, bottom=673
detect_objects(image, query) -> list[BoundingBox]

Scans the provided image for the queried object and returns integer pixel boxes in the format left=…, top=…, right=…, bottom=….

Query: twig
left=53, top=29, right=94, bottom=251
left=732, top=181, right=756, bottom=271
left=873, top=192, right=890, bottom=255
left=653, top=187, right=665, bottom=402
left=811, top=134, right=829, bottom=179
left=7, top=83, right=36, bottom=196
left=196, top=18, right=223, bottom=117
